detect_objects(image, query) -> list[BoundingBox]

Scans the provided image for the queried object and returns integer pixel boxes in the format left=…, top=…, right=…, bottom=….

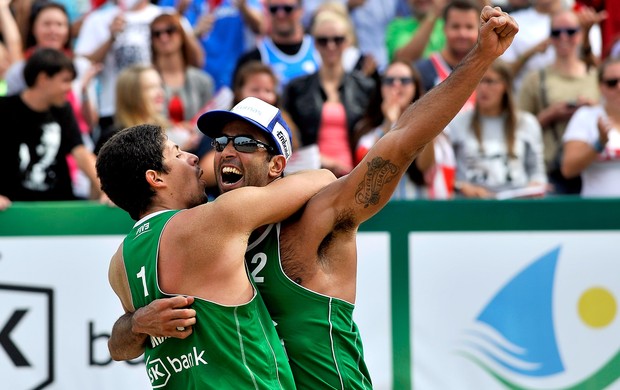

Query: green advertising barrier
left=1, top=199, right=619, bottom=389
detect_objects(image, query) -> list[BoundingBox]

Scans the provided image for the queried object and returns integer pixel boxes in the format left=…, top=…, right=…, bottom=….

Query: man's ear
left=145, top=169, right=165, bottom=187
left=268, top=155, right=287, bottom=179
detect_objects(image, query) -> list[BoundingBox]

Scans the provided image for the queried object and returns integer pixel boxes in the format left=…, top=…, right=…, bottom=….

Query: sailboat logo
left=460, top=246, right=619, bottom=388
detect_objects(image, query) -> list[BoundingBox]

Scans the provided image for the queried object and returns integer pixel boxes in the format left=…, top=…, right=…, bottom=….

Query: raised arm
left=308, top=6, right=519, bottom=225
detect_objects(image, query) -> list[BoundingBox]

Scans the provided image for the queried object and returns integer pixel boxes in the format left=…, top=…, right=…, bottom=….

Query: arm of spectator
left=83, top=13, right=125, bottom=64
left=561, top=116, right=610, bottom=178
left=0, top=194, right=11, bottom=211
left=394, top=0, right=446, bottom=63
left=238, top=0, right=263, bottom=35
left=71, top=145, right=104, bottom=200
left=536, top=101, right=579, bottom=129
left=347, top=0, right=366, bottom=12
left=182, top=18, right=205, bottom=68
left=455, top=181, right=494, bottom=198
left=193, top=11, right=215, bottom=38
left=80, top=62, right=103, bottom=131
left=576, top=6, right=607, bottom=67
left=509, top=38, right=550, bottom=77
left=175, top=0, right=192, bottom=16
left=0, top=0, right=23, bottom=64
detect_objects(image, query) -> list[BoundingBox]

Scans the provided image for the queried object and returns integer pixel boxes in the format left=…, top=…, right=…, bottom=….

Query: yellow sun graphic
left=578, top=287, right=617, bottom=328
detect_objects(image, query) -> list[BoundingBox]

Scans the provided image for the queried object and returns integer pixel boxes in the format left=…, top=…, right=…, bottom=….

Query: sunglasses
left=382, top=76, right=414, bottom=86
left=212, top=135, right=274, bottom=153
left=550, top=27, right=579, bottom=38
left=268, top=4, right=298, bottom=14
left=152, top=26, right=178, bottom=39
left=602, top=78, right=620, bottom=88
left=315, top=36, right=346, bottom=47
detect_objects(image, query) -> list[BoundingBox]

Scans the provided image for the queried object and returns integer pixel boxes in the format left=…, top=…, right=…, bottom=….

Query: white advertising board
left=410, top=231, right=620, bottom=390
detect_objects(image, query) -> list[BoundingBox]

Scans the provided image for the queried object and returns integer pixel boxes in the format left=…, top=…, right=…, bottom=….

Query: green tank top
left=123, top=210, right=295, bottom=389
left=246, top=223, right=372, bottom=389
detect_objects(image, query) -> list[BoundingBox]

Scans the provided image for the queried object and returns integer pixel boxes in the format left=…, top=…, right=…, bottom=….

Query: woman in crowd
left=447, top=60, right=547, bottom=198
left=150, top=12, right=214, bottom=131
left=95, top=65, right=169, bottom=153
left=561, top=57, right=620, bottom=197
left=518, top=9, right=599, bottom=194
left=6, top=1, right=98, bottom=126
left=283, top=6, right=375, bottom=177
left=354, top=60, right=427, bottom=199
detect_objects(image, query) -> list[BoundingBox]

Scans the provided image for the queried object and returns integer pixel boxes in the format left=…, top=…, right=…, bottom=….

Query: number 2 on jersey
left=250, top=253, right=267, bottom=283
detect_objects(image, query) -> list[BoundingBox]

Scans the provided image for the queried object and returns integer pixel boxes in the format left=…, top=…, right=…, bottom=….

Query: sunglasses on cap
left=212, top=135, right=275, bottom=153
left=152, top=26, right=178, bottom=39
left=382, top=76, right=414, bottom=86
left=268, top=4, right=298, bottom=14
left=550, top=27, right=579, bottom=38
left=315, top=36, right=346, bottom=47
left=602, top=78, right=620, bottom=88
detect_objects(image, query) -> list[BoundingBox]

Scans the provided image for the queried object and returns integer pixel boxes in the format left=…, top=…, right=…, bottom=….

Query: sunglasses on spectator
left=315, top=36, right=346, bottom=47
left=382, top=77, right=414, bottom=86
left=268, top=5, right=298, bottom=14
left=602, top=78, right=620, bottom=88
left=212, top=135, right=274, bottom=153
left=550, top=27, right=579, bottom=38
left=152, top=26, right=178, bottom=39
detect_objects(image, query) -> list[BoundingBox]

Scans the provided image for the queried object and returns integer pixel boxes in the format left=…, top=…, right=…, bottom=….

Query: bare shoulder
left=108, top=243, right=134, bottom=313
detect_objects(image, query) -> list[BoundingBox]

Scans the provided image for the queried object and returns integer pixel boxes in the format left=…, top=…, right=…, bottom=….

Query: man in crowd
left=0, top=48, right=102, bottom=210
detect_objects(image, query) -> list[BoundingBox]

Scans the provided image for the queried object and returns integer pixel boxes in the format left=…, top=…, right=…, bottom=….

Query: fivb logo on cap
left=232, top=97, right=292, bottom=160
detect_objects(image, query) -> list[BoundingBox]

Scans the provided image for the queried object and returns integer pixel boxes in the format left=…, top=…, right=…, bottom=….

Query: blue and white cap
left=197, top=97, right=293, bottom=160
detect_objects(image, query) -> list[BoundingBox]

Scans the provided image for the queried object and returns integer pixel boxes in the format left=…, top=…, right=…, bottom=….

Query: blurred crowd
left=0, top=0, right=619, bottom=210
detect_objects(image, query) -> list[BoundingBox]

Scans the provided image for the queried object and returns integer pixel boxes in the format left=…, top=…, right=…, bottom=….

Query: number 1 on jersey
left=137, top=266, right=149, bottom=297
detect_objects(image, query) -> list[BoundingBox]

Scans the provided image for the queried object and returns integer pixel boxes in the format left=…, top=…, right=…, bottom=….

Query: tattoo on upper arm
left=355, top=157, right=399, bottom=208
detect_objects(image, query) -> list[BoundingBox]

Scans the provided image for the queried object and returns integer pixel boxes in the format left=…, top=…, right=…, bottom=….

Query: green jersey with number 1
left=246, top=223, right=372, bottom=389
left=123, top=210, right=295, bottom=389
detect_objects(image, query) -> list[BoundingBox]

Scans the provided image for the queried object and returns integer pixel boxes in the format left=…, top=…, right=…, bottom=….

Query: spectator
left=500, top=0, right=602, bottom=94
left=5, top=1, right=101, bottom=199
left=575, top=0, right=616, bottom=59
left=95, top=65, right=171, bottom=153
left=283, top=7, right=375, bottom=176
left=561, top=56, right=620, bottom=197
left=349, top=0, right=399, bottom=72
left=519, top=9, right=600, bottom=194
left=314, top=1, right=379, bottom=80
left=386, top=0, right=447, bottom=64
left=6, top=2, right=98, bottom=129
left=150, top=13, right=214, bottom=132
left=448, top=60, right=547, bottom=198
left=234, top=0, right=320, bottom=91
left=414, top=0, right=480, bottom=106
left=354, top=60, right=427, bottom=199
left=74, top=0, right=204, bottom=131
left=412, top=0, right=481, bottom=198
left=171, top=0, right=264, bottom=90
left=0, top=48, right=101, bottom=207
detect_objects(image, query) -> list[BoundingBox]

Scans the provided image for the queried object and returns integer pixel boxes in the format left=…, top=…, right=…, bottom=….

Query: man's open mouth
left=221, top=166, right=243, bottom=184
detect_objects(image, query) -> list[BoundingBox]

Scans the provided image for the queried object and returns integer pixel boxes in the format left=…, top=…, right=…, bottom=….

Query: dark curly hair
left=96, top=124, right=170, bottom=220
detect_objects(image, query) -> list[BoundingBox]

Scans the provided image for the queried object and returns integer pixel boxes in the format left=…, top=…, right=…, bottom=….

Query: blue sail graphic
left=475, top=247, right=564, bottom=377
